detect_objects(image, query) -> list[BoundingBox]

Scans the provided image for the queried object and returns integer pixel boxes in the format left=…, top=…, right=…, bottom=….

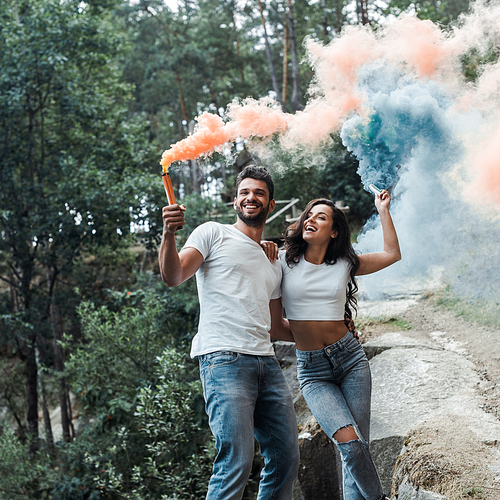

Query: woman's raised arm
left=356, top=190, right=401, bottom=276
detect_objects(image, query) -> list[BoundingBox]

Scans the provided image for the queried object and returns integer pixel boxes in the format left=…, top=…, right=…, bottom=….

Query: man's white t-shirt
left=183, top=221, right=282, bottom=358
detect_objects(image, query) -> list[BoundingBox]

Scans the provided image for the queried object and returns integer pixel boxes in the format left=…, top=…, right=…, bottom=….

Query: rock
left=277, top=330, right=500, bottom=499
left=295, top=416, right=341, bottom=500
left=367, top=333, right=500, bottom=496
left=362, top=332, right=440, bottom=360
left=275, top=341, right=339, bottom=499
left=396, top=477, right=446, bottom=499
left=274, top=341, right=300, bottom=398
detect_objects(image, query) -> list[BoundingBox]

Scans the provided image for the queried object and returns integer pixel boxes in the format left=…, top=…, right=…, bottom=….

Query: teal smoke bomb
left=369, top=184, right=382, bottom=196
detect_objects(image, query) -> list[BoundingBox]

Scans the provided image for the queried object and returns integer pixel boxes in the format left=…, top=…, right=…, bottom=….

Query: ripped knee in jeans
left=333, top=425, right=360, bottom=443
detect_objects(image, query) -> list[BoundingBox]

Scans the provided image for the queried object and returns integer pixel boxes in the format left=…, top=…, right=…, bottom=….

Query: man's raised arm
left=159, top=204, right=204, bottom=287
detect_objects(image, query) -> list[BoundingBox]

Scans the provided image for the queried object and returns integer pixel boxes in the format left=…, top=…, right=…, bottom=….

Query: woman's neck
left=304, top=244, right=327, bottom=265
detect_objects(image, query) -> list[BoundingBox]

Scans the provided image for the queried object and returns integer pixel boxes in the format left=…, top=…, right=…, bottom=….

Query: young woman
left=270, top=190, right=400, bottom=500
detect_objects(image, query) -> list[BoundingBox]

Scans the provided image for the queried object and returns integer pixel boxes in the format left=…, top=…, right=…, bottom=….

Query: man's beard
left=235, top=202, right=270, bottom=228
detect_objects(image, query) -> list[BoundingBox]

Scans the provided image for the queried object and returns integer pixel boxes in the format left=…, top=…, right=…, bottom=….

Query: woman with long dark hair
left=270, top=190, right=400, bottom=500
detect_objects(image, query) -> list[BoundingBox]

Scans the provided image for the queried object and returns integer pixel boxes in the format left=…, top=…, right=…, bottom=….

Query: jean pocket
left=344, top=336, right=363, bottom=354
left=199, top=351, right=239, bottom=372
left=296, top=356, right=310, bottom=375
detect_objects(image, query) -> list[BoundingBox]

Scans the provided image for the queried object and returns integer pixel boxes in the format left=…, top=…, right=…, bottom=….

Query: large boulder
left=367, top=333, right=500, bottom=497
left=276, top=331, right=500, bottom=499
left=295, top=417, right=341, bottom=500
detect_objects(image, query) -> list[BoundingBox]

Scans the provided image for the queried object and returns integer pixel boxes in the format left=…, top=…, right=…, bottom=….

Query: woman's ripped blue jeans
left=296, top=331, right=385, bottom=500
left=199, top=351, right=299, bottom=500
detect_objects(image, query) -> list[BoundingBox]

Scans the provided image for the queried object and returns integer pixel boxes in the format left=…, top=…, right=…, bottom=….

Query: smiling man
left=159, top=165, right=299, bottom=500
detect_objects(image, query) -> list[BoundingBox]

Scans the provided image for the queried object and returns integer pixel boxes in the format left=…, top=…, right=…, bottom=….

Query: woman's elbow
left=392, top=250, right=402, bottom=264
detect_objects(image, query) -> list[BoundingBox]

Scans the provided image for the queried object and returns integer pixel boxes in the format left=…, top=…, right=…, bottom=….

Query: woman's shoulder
left=278, top=249, right=300, bottom=271
left=336, top=257, right=352, bottom=271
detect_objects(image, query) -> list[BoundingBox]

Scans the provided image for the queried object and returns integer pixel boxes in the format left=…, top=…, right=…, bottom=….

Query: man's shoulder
left=189, top=220, right=224, bottom=238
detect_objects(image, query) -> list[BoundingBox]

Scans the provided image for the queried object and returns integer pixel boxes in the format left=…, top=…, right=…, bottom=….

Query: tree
left=0, top=0, right=148, bottom=452
left=285, top=0, right=304, bottom=111
left=384, top=0, right=471, bottom=24
left=257, top=0, right=285, bottom=108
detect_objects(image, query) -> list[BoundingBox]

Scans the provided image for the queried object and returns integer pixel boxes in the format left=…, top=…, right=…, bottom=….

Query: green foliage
left=129, top=349, right=214, bottom=499
left=461, top=47, right=499, bottom=83
left=0, top=0, right=158, bottom=447
left=66, top=294, right=168, bottom=420
left=0, top=428, right=55, bottom=500
left=58, top=341, right=212, bottom=499
left=0, top=0, right=150, bottom=303
left=0, top=358, right=28, bottom=439
left=50, top=281, right=206, bottom=499
left=384, top=0, right=471, bottom=24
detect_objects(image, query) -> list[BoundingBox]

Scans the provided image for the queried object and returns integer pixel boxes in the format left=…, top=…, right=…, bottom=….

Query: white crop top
left=279, top=252, right=351, bottom=321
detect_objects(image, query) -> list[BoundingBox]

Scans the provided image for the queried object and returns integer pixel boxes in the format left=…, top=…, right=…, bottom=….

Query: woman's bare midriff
left=289, top=319, right=349, bottom=351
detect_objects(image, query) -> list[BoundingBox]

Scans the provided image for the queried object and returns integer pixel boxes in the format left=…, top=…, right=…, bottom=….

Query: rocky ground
left=357, top=291, right=500, bottom=499
left=358, top=292, right=500, bottom=422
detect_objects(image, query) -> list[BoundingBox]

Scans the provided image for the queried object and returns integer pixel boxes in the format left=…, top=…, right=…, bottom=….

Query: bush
left=0, top=428, right=54, bottom=499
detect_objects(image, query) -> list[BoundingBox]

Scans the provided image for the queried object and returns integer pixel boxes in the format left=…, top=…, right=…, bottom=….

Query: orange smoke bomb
left=162, top=172, right=177, bottom=205
left=161, top=172, right=183, bottom=231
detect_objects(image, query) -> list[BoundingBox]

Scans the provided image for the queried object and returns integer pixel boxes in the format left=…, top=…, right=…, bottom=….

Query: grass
left=356, top=315, right=411, bottom=332
left=434, top=286, right=500, bottom=330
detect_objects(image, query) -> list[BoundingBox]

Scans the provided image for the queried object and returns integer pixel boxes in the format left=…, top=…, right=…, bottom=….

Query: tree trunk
left=188, top=121, right=201, bottom=194
left=230, top=9, right=245, bottom=83
left=175, top=73, right=189, bottom=129
left=36, top=346, right=55, bottom=456
left=26, top=337, right=39, bottom=454
left=257, top=0, right=284, bottom=109
left=50, top=300, right=72, bottom=442
left=320, top=0, right=329, bottom=37
left=282, top=11, right=289, bottom=105
left=47, top=266, right=73, bottom=443
left=286, top=0, right=304, bottom=111
left=358, top=0, right=369, bottom=25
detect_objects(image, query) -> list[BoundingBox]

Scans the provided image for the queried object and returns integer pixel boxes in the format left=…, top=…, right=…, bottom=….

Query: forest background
left=0, top=0, right=475, bottom=499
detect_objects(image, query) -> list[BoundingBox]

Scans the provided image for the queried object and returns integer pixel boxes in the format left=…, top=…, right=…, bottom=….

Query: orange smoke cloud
left=385, top=17, right=458, bottom=78
left=160, top=112, right=232, bottom=172
left=160, top=99, right=292, bottom=172
left=159, top=12, right=492, bottom=183
left=227, top=97, right=292, bottom=138
left=471, top=124, right=500, bottom=208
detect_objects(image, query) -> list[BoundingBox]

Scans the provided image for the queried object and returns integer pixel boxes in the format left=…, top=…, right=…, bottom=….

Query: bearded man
left=159, top=165, right=299, bottom=500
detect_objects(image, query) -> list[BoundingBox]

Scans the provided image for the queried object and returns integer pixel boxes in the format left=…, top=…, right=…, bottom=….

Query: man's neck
left=233, top=219, right=264, bottom=243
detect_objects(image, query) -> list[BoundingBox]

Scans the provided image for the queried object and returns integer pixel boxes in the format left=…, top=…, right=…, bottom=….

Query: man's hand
left=260, top=241, right=279, bottom=263
left=162, top=204, right=186, bottom=234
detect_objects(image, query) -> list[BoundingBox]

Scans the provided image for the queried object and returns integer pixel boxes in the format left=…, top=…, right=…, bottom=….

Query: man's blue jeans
left=296, top=331, right=385, bottom=500
left=198, top=351, right=299, bottom=500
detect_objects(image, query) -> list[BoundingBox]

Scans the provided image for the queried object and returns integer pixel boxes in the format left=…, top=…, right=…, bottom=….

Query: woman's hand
left=375, top=189, right=391, bottom=212
left=260, top=241, right=279, bottom=263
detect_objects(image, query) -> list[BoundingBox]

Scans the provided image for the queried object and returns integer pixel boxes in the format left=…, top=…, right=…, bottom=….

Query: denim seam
left=207, top=362, right=226, bottom=499
left=257, top=356, right=279, bottom=500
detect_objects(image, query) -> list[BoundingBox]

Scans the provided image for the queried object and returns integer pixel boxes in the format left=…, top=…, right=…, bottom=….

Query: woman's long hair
left=284, top=199, right=360, bottom=319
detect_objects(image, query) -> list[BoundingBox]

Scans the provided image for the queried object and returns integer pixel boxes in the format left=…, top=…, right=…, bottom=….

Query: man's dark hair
left=235, top=165, right=274, bottom=201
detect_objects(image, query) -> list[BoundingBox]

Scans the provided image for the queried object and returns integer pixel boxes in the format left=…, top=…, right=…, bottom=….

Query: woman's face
left=302, top=204, right=337, bottom=245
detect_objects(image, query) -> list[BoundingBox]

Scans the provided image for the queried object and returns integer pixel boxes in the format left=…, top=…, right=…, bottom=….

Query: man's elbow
left=160, top=271, right=182, bottom=288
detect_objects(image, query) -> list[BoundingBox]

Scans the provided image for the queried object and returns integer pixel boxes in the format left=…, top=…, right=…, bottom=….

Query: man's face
left=234, top=178, right=275, bottom=228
